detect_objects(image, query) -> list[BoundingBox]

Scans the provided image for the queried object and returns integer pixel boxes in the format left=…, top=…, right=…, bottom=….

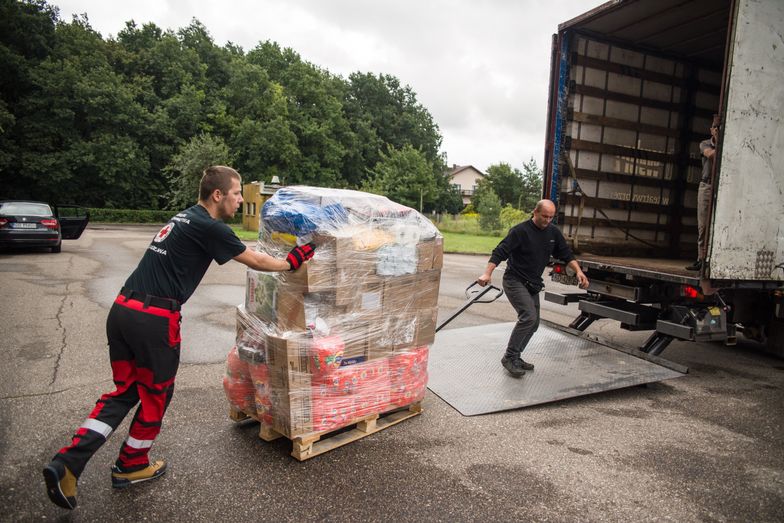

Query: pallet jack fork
left=436, top=282, right=504, bottom=333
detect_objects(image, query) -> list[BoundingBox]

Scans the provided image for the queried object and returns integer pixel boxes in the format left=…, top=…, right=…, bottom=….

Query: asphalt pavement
left=0, top=226, right=782, bottom=522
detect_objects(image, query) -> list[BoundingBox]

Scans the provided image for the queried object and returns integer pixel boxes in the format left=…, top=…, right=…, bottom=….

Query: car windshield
left=0, top=202, right=53, bottom=216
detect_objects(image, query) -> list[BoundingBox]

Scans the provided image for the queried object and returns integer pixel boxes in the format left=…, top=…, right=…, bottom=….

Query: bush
left=500, top=205, right=527, bottom=231
left=435, top=214, right=506, bottom=237
left=89, top=208, right=242, bottom=224
left=436, top=214, right=482, bottom=235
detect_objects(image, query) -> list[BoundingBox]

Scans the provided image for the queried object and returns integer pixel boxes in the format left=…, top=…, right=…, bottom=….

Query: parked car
left=0, top=200, right=89, bottom=253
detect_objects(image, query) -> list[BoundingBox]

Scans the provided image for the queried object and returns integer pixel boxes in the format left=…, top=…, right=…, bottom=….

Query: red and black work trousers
left=53, top=290, right=181, bottom=477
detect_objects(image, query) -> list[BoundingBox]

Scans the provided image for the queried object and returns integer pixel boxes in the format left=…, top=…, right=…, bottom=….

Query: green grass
left=440, top=231, right=501, bottom=255
left=232, top=227, right=500, bottom=254
left=231, top=225, right=259, bottom=241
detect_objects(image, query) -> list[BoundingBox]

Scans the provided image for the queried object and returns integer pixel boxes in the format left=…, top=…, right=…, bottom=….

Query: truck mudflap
left=427, top=320, right=686, bottom=416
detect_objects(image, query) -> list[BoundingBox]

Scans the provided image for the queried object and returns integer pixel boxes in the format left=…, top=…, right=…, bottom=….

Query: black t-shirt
left=489, top=218, right=574, bottom=286
left=123, top=204, right=247, bottom=303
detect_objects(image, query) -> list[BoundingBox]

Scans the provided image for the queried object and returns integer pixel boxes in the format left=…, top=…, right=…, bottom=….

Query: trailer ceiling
left=560, top=0, right=731, bottom=67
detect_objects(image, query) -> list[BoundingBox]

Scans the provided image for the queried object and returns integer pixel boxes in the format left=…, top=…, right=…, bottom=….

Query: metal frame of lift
left=545, top=277, right=733, bottom=356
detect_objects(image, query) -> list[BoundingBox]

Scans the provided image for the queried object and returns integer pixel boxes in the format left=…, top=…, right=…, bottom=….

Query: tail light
left=41, top=218, right=59, bottom=230
left=682, top=285, right=702, bottom=300
left=0, top=218, right=7, bottom=227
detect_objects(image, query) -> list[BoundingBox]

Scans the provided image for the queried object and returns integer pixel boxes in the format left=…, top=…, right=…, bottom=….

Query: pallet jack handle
left=435, top=282, right=504, bottom=333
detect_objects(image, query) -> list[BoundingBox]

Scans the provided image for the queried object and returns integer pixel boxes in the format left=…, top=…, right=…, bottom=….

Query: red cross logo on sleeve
left=154, top=222, right=175, bottom=243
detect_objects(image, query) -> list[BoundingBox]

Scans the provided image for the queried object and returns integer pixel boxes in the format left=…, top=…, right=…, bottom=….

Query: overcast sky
left=52, top=0, right=601, bottom=173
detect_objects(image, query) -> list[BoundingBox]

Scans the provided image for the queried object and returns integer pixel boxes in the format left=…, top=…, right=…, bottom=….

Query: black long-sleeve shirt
left=489, top=219, right=575, bottom=287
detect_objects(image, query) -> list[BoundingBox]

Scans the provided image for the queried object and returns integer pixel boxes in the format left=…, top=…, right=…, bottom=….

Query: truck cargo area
left=427, top=321, right=685, bottom=416
left=542, top=0, right=784, bottom=356
left=544, top=0, right=732, bottom=263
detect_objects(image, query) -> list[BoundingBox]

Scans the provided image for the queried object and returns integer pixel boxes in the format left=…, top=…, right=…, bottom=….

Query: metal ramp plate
left=428, top=322, right=686, bottom=416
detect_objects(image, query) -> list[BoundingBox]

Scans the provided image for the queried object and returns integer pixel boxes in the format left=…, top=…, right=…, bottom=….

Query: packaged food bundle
left=389, top=346, right=429, bottom=407
left=248, top=361, right=273, bottom=426
left=226, top=186, right=443, bottom=439
left=223, top=346, right=256, bottom=415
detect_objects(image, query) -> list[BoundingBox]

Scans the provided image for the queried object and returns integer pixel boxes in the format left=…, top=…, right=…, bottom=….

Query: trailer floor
left=575, top=254, right=701, bottom=284
left=428, top=321, right=686, bottom=416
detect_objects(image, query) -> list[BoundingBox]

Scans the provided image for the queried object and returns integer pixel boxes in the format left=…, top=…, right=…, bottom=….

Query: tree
left=344, top=72, right=442, bottom=187
left=5, top=14, right=160, bottom=206
left=431, top=171, right=464, bottom=214
left=0, top=0, right=58, bottom=193
left=484, top=162, right=523, bottom=208
left=519, top=157, right=544, bottom=212
left=247, top=41, right=351, bottom=187
left=163, top=133, right=232, bottom=210
left=474, top=184, right=502, bottom=232
left=362, top=145, right=437, bottom=211
left=219, top=58, right=299, bottom=183
left=0, top=3, right=452, bottom=209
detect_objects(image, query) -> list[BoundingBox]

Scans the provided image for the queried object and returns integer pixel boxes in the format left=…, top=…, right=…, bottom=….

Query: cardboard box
left=335, top=272, right=383, bottom=309
left=266, top=334, right=310, bottom=377
left=416, top=240, right=435, bottom=272
left=334, top=320, right=370, bottom=362
left=381, top=270, right=440, bottom=313
left=269, top=377, right=313, bottom=437
left=265, top=333, right=314, bottom=437
left=247, top=269, right=359, bottom=332
left=245, top=271, right=306, bottom=331
left=283, top=261, right=337, bottom=293
left=415, top=307, right=437, bottom=347
left=313, top=233, right=381, bottom=269
left=369, top=307, right=436, bottom=353
left=433, top=237, right=444, bottom=269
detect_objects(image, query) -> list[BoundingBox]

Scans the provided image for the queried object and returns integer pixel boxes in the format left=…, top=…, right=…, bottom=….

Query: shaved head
left=532, top=199, right=556, bottom=229
left=534, top=199, right=555, bottom=214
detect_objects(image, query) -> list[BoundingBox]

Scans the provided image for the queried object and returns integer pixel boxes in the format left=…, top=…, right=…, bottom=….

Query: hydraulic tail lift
left=427, top=283, right=686, bottom=416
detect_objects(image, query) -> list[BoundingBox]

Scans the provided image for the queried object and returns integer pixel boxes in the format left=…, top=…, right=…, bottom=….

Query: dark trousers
left=502, top=274, right=540, bottom=359
left=53, top=294, right=181, bottom=477
left=696, top=181, right=712, bottom=259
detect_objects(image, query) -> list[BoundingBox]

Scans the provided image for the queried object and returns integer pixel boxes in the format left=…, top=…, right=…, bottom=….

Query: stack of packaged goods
left=223, top=186, right=443, bottom=439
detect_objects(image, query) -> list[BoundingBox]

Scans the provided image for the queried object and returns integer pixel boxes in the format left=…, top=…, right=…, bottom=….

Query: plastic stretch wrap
left=224, top=186, right=442, bottom=438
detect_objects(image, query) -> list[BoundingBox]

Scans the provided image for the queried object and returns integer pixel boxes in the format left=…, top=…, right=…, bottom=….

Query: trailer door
left=710, top=0, right=784, bottom=281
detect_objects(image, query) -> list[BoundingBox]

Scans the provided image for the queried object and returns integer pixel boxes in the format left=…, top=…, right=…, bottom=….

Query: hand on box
left=287, top=242, right=316, bottom=270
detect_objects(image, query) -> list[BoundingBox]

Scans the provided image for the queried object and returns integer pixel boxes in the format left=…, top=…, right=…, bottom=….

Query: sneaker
left=519, top=359, right=535, bottom=371
left=685, top=260, right=702, bottom=271
left=43, top=461, right=77, bottom=510
left=501, top=356, right=526, bottom=377
left=111, top=460, right=167, bottom=489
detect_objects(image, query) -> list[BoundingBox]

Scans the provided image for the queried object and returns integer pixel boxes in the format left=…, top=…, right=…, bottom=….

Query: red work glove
left=286, top=242, right=316, bottom=270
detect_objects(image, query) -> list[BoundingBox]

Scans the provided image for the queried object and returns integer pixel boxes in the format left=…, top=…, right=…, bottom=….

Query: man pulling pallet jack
left=476, top=199, right=589, bottom=377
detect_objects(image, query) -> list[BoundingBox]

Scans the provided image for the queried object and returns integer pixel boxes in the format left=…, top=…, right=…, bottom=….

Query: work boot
left=519, top=359, right=535, bottom=371
left=111, top=460, right=167, bottom=489
left=501, top=356, right=526, bottom=377
left=42, top=460, right=78, bottom=510
left=685, top=260, right=702, bottom=271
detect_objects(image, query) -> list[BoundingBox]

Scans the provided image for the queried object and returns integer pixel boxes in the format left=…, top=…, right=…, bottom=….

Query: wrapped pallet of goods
left=224, top=186, right=443, bottom=459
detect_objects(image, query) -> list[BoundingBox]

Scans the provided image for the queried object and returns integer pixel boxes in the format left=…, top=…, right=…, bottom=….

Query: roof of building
left=446, top=164, right=485, bottom=178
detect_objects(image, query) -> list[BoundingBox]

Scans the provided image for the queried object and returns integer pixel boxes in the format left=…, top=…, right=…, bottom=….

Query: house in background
left=446, top=164, right=485, bottom=206
left=242, top=178, right=281, bottom=232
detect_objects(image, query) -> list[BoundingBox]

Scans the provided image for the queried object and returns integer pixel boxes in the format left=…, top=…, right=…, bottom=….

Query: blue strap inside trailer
left=550, top=32, right=571, bottom=208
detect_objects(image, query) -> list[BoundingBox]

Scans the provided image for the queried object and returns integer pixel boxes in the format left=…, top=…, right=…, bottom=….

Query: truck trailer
left=542, top=0, right=784, bottom=356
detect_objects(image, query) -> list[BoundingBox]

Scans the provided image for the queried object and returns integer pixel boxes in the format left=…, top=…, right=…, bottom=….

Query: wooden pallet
left=228, top=408, right=253, bottom=422
left=229, top=403, right=423, bottom=461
